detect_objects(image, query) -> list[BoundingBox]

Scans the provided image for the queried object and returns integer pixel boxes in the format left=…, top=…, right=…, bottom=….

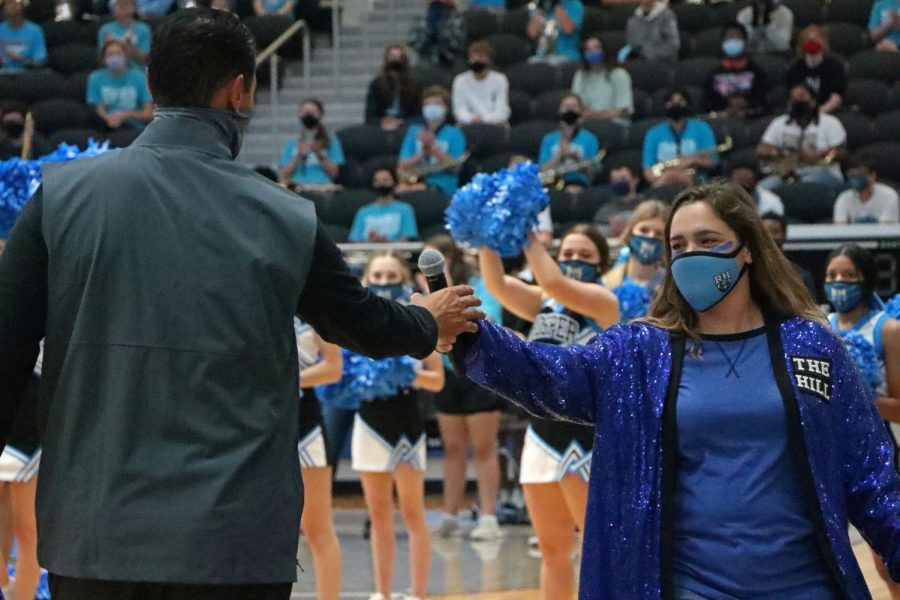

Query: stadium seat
left=833, top=110, right=876, bottom=148
left=784, top=0, right=827, bottom=27
left=765, top=85, right=788, bottom=113
left=107, top=127, right=141, bottom=148
left=872, top=110, right=900, bottom=144
left=673, top=2, right=712, bottom=33
left=632, top=88, right=651, bottom=119
left=708, top=2, right=742, bottom=26
left=582, top=7, right=607, bottom=37
left=49, top=127, right=106, bottom=149
left=705, top=116, right=750, bottom=149
left=412, top=65, right=453, bottom=90
left=49, top=42, right=99, bottom=76
left=679, top=30, right=696, bottom=59
left=354, top=154, right=398, bottom=189
left=396, top=189, right=450, bottom=230
left=420, top=223, right=449, bottom=240
left=506, top=61, right=560, bottom=97
left=774, top=182, right=837, bottom=223
left=622, top=59, right=674, bottom=93
left=479, top=151, right=521, bottom=174
left=753, top=53, right=789, bottom=89
left=848, top=50, right=900, bottom=82
left=548, top=190, right=579, bottom=224
left=604, top=5, right=635, bottom=30
left=558, top=61, right=579, bottom=88
left=690, top=27, right=724, bottom=58
left=0, top=70, right=65, bottom=103
left=827, top=0, right=875, bottom=26
left=509, top=89, right=534, bottom=124
left=462, top=123, right=510, bottom=159
left=582, top=119, right=629, bottom=151
left=41, top=20, right=96, bottom=48
left=534, top=89, right=569, bottom=121
left=337, top=124, right=395, bottom=162
left=627, top=117, right=664, bottom=150
left=644, top=183, right=684, bottom=203
left=501, top=7, right=530, bottom=36
left=243, top=15, right=294, bottom=50
left=844, top=79, right=894, bottom=116
left=509, top=119, right=557, bottom=155
left=723, top=147, right=761, bottom=173
left=858, top=142, right=900, bottom=183
left=31, top=98, right=96, bottom=134
left=747, top=115, right=775, bottom=146
left=597, top=30, right=627, bottom=57
left=61, top=71, right=90, bottom=101
left=673, top=57, right=719, bottom=89
left=826, top=22, right=870, bottom=57
left=323, top=224, right=349, bottom=243
left=483, top=34, right=534, bottom=70
left=569, top=187, right=609, bottom=221
left=336, top=157, right=363, bottom=188
left=317, top=189, right=377, bottom=228
left=463, top=9, right=500, bottom=43
left=604, top=149, right=644, bottom=177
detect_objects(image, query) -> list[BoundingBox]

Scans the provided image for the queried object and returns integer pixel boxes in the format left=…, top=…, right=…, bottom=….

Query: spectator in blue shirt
left=98, top=0, right=152, bottom=66
left=539, top=92, right=601, bottom=191
left=253, top=0, right=294, bottom=16
left=136, top=0, right=174, bottom=19
left=0, top=0, right=47, bottom=74
left=397, top=85, right=467, bottom=197
left=87, top=40, right=153, bottom=130
left=869, top=0, right=900, bottom=50
left=642, top=89, right=718, bottom=188
left=349, top=168, right=420, bottom=242
left=277, top=98, right=345, bottom=188
left=527, top=0, right=584, bottom=62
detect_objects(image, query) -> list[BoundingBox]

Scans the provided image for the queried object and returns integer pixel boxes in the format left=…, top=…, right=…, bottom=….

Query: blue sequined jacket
left=463, top=316, right=900, bottom=600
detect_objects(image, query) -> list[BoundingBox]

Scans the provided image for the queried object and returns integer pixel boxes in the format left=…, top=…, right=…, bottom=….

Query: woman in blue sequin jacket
left=460, top=182, right=900, bottom=600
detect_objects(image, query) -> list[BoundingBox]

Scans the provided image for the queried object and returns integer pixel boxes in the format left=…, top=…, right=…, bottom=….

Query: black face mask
left=374, top=185, right=394, bottom=196
left=386, top=59, right=404, bottom=72
left=789, top=101, right=814, bottom=122
left=300, top=114, right=320, bottom=129
left=665, top=104, right=687, bottom=121
left=470, top=60, right=487, bottom=73
left=2, top=121, right=24, bottom=138
left=559, top=110, right=580, bottom=125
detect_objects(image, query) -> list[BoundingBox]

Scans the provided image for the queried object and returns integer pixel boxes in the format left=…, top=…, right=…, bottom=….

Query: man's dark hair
left=760, top=211, right=787, bottom=234
left=665, top=88, right=693, bottom=107
left=148, top=9, right=256, bottom=107
left=841, top=154, right=874, bottom=176
left=722, top=22, right=748, bottom=40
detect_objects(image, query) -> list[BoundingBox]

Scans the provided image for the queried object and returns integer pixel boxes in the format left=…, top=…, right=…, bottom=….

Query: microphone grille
left=418, top=248, right=446, bottom=278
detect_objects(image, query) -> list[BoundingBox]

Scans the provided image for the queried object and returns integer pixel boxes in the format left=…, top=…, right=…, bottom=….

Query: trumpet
left=288, top=183, right=343, bottom=195
left=649, top=137, right=733, bottom=179
left=540, top=149, right=606, bottom=190
left=761, top=147, right=839, bottom=181
left=398, top=151, right=470, bottom=185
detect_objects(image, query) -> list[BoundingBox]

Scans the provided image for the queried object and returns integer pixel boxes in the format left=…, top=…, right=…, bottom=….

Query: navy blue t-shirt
left=673, top=328, right=839, bottom=599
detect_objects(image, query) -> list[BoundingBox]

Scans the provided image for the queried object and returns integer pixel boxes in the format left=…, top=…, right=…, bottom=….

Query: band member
left=277, top=98, right=344, bottom=189
left=538, top=92, right=601, bottom=192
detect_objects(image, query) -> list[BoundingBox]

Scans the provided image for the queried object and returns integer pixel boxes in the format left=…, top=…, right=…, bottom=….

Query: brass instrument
left=761, top=147, right=839, bottom=181
left=540, top=149, right=606, bottom=190
left=649, top=136, right=733, bottom=179
left=398, top=151, right=470, bottom=185
left=529, top=2, right=559, bottom=58
left=288, top=182, right=343, bottom=195
left=20, top=112, right=35, bottom=160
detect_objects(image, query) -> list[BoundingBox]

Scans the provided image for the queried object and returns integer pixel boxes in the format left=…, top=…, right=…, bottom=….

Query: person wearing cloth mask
left=787, top=26, right=846, bottom=115
left=0, top=101, right=51, bottom=160
left=451, top=40, right=511, bottom=126
left=538, top=92, right=600, bottom=192
left=757, top=82, right=846, bottom=189
left=527, top=0, right=585, bottom=62
left=737, top=0, right=794, bottom=54
left=642, top=89, right=718, bottom=188
left=833, top=157, right=900, bottom=224
left=571, top=34, right=634, bottom=122
left=706, top=23, right=767, bottom=119
left=869, top=0, right=900, bottom=51
left=730, top=164, right=784, bottom=215
left=277, top=98, right=345, bottom=189
left=397, top=85, right=467, bottom=197
left=760, top=211, right=817, bottom=298
left=349, top=168, right=419, bottom=243
left=593, top=166, right=645, bottom=236
left=365, top=45, right=422, bottom=131
left=86, top=39, right=153, bottom=130
left=823, top=244, right=900, bottom=600
left=623, top=0, right=680, bottom=62
left=98, top=0, right=152, bottom=66
left=602, top=200, right=669, bottom=315
left=0, top=0, right=46, bottom=74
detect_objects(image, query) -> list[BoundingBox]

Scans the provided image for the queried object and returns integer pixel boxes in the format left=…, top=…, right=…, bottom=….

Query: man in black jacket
left=0, top=9, right=482, bottom=600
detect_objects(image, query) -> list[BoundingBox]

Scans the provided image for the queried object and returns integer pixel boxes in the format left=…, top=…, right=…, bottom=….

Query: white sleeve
left=823, top=116, right=847, bottom=148
left=833, top=191, right=851, bottom=224
left=881, top=186, right=900, bottom=223
left=492, top=74, right=511, bottom=124
left=761, top=117, right=783, bottom=146
left=537, top=206, right=553, bottom=233
left=452, top=74, right=475, bottom=125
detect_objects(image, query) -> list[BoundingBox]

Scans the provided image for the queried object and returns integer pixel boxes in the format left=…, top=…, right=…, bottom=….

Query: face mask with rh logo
left=671, top=242, right=747, bottom=312
left=628, top=234, right=663, bottom=265
left=558, top=260, right=599, bottom=283
left=824, top=281, right=863, bottom=313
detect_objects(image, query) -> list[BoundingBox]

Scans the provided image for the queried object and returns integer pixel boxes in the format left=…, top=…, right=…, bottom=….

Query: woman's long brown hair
left=641, top=181, right=825, bottom=339
left=377, top=45, right=420, bottom=117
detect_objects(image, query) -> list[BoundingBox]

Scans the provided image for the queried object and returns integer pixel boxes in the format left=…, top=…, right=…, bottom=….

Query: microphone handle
left=424, top=274, right=469, bottom=377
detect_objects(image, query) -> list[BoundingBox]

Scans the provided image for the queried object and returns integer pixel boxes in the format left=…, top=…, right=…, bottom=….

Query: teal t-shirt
left=87, top=67, right=152, bottom=128
left=262, top=0, right=289, bottom=12
left=538, top=128, right=600, bottom=187
left=642, top=119, right=718, bottom=174
left=278, top=134, right=345, bottom=185
left=870, top=0, right=900, bottom=45
left=399, top=123, right=467, bottom=197
left=97, top=21, right=152, bottom=58
left=349, top=200, right=419, bottom=242
left=0, top=20, right=47, bottom=73
left=543, top=0, right=584, bottom=60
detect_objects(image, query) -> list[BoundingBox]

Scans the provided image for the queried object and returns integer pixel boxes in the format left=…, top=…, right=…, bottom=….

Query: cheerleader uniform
left=295, top=319, right=329, bottom=469
left=519, top=298, right=598, bottom=484
left=351, top=386, right=427, bottom=472
left=0, top=345, right=42, bottom=483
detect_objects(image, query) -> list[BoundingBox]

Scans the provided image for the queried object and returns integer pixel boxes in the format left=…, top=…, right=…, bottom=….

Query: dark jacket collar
left=133, top=107, right=244, bottom=159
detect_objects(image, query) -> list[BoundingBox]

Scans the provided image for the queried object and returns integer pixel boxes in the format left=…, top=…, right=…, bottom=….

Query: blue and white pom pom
left=841, top=331, right=883, bottom=394
left=0, top=139, right=111, bottom=238
left=614, top=282, right=652, bottom=322
left=316, top=349, right=417, bottom=410
left=445, top=161, right=550, bottom=257
left=885, top=293, right=900, bottom=320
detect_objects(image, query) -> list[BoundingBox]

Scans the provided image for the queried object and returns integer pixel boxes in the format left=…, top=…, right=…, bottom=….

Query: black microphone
left=418, top=248, right=469, bottom=376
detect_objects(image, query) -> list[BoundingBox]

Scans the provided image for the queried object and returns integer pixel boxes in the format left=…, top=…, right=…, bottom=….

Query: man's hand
left=411, top=285, right=485, bottom=353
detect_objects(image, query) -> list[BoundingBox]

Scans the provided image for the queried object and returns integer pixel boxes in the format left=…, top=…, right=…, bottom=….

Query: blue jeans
left=320, top=405, right=356, bottom=472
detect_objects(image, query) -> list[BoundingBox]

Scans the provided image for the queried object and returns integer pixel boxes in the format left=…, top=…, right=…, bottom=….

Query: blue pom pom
left=446, top=161, right=549, bottom=257
left=613, top=282, right=651, bottom=322
left=841, top=332, right=883, bottom=394
left=0, top=139, right=112, bottom=238
left=885, top=294, right=900, bottom=320
left=316, top=350, right=417, bottom=409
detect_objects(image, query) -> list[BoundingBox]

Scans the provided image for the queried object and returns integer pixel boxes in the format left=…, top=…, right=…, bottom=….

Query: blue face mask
left=369, top=283, right=410, bottom=302
left=824, top=281, right=864, bottom=313
left=722, top=39, right=745, bottom=57
left=422, top=104, right=446, bottom=122
left=559, top=260, right=599, bottom=283
left=847, top=175, right=868, bottom=192
left=585, top=49, right=604, bottom=66
left=628, top=234, right=663, bottom=265
left=671, top=243, right=747, bottom=312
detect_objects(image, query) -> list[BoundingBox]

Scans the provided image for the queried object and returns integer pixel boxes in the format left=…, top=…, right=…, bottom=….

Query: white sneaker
left=430, top=512, right=460, bottom=537
left=469, top=514, right=503, bottom=540
left=367, top=594, right=388, bottom=600
left=527, top=534, right=542, bottom=558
